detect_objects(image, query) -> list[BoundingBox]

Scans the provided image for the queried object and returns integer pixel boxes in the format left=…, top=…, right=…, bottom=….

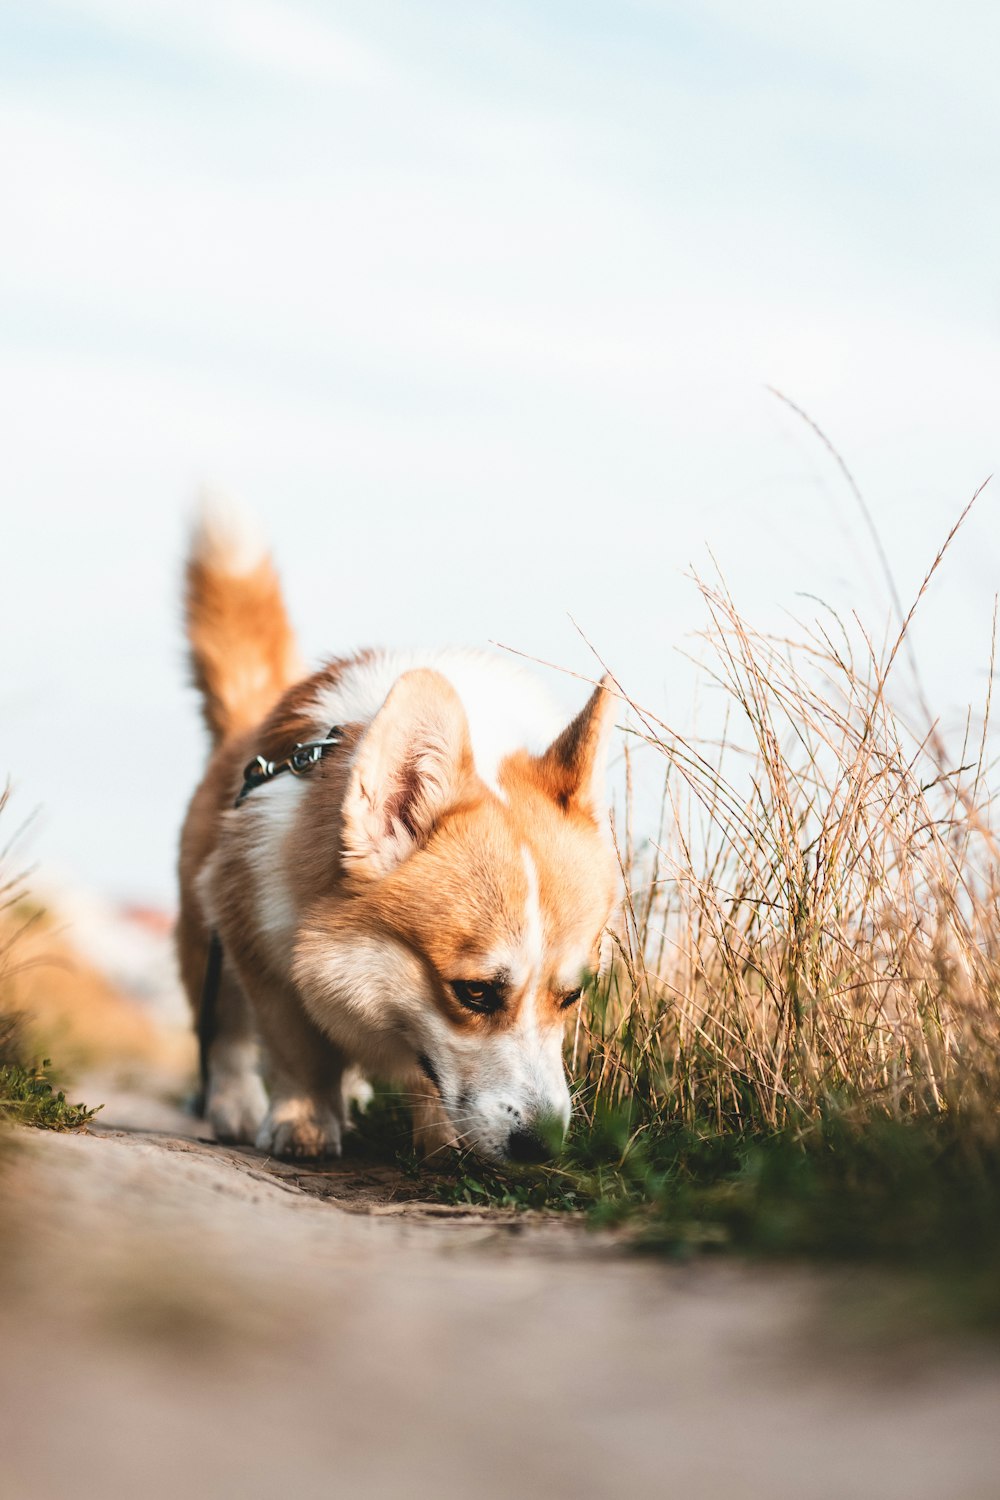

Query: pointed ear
left=341, top=669, right=474, bottom=879
left=533, top=675, right=616, bottom=822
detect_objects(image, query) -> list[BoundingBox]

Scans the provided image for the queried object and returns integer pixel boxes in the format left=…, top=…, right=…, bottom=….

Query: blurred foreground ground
left=2, top=896, right=1000, bottom=1500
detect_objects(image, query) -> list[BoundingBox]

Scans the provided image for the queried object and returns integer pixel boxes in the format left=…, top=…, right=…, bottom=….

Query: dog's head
left=293, top=668, right=618, bottom=1162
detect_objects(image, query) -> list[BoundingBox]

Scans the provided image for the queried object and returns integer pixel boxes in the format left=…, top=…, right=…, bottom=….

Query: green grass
left=0, top=1012, right=100, bottom=1132
left=349, top=1085, right=1000, bottom=1334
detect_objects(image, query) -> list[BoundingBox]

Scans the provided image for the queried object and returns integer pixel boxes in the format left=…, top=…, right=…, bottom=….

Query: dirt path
left=2, top=1086, right=999, bottom=1500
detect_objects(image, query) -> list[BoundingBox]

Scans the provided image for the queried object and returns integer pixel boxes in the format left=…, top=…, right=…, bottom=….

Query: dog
left=177, top=503, right=618, bottom=1163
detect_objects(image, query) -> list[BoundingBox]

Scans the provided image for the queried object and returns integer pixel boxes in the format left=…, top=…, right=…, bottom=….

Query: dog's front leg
left=201, top=963, right=269, bottom=1145
left=231, top=960, right=347, bottom=1160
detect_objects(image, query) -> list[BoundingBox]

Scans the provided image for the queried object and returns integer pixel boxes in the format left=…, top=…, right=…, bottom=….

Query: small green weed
left=0, top=1059, right=100, bottom=1131
left=0, top=1012, right=99, bottom=1132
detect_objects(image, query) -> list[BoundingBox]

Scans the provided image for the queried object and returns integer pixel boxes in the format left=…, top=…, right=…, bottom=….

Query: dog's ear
left=532, top=675, right=616, bottom=823
left=341, top=669, right=474, bottom=878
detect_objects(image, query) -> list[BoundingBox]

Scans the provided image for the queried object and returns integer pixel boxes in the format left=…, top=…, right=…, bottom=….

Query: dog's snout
left=506, top=1127, right=554, bottom=1164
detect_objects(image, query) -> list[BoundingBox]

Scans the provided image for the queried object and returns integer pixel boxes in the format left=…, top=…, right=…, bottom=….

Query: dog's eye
left=559, top=988, right=583, bottom=1009
left=450, top=979, right=504, bottom=1015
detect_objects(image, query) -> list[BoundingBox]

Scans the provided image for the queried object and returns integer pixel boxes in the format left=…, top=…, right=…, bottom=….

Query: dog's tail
left=184, top=495, right=302, bottom=747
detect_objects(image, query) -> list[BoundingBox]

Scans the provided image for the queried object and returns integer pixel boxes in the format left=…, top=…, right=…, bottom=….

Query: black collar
left=234, top=725, right=344, bottom=807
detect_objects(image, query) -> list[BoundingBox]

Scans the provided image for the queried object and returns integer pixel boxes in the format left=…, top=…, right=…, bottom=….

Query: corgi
left=177, top=504, right=618, bottom=1163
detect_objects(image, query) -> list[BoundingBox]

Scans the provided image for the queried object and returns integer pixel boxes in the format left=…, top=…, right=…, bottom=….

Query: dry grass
left=0, top=903, right=161, bottom=1071
left=576, top=492, right=1000, bottom=1141
left=0, top=783, right=177, bottom=1147
left=0, top=788, right=102, bottom=1130
left=0, top=786, right=161, bottom=1072
left=424, top=483, right=1000, bottom=1307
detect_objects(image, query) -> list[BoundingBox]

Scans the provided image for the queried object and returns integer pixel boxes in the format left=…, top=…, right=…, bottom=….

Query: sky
left=1, top=0, right=998, bottom=905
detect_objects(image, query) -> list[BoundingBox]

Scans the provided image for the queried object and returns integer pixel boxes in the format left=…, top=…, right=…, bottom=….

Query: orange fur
left=184, top=511, right=302, bottom=746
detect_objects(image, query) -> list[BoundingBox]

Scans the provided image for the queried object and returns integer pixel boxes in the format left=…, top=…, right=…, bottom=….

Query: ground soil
left=2, top=1080, right=999, bottom=1500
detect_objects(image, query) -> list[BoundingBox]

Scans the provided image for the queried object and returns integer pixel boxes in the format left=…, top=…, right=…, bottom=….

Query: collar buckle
left=235, top=726, right=343, bottom=806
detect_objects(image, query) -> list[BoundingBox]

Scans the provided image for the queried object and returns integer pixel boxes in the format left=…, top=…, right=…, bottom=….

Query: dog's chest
left=238, top=774, right=306, bottom=965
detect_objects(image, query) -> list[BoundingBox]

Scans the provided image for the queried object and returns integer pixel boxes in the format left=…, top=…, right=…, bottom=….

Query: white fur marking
left=520, top=845, right=545, bottom=987
left=242, top=774, right=304, bottom=964
left=192, top=490, right=268, bottom=576
left=311, top=648, right=567, bottom=793
left=206, top=1037, right=268, bottom=1144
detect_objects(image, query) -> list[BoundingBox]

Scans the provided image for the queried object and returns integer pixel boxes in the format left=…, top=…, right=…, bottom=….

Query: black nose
left=506, top=1128, right=554, bottom=1164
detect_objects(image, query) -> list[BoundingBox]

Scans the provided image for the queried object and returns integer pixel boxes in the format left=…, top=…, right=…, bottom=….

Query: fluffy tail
left=184, top=496, right=302, bottom=746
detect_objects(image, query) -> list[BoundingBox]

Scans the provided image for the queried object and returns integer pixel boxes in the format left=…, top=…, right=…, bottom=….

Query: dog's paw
left=206, top=1070, right=268, bottom=1144
left=255, top=1098, right=343, bottom=1160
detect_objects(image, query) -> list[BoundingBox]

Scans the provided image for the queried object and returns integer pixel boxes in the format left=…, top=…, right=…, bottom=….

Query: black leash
left=196, top=726, right=343, bottom=1107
